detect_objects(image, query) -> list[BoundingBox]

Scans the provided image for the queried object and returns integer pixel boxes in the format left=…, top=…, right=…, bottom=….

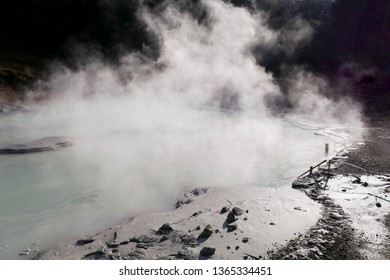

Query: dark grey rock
left=232, top=207, right=244, bottom=216
left=227, top=223, right=238, bottom=232
left=158, top=224, right=173, bottom=235
left=242, top=237, right=249, bottom=243
left=199, top=224, right=213, bottom=238
left=107, top=242, right=119, bottom=248
left=175, top=199, right=193, bottom=209
left=75, top=239, right=94, bottom=246
left=200, top=247, right=216, bottom=257
left=226, top=212, right=237, bottom=223
left=190, top=188, right=208, bottom=196
left=220, top=207, right=229, bottom=214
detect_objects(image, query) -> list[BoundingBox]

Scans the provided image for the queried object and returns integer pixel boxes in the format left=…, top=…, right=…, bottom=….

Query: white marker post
left=325, top=143, right=329, bottom=157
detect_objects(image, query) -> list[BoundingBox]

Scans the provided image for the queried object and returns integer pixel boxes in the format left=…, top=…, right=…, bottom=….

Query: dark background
left=0, top=0, right=389, bottom=113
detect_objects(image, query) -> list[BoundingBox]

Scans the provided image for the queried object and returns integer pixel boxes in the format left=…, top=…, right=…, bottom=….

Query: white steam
left=17, top=0, right=363, bottom=199
left=1, top=0, right=362, bottom=247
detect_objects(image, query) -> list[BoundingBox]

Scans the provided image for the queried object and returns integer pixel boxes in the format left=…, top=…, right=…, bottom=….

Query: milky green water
left=0, top=112, right=333, bottom=259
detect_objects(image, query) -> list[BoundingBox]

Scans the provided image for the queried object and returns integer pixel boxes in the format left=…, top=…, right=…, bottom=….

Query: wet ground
left=270, top=115, right=390, bottom=260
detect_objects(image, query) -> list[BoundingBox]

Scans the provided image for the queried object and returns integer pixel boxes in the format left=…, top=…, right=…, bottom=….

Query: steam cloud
left=4, top=0, right=363, bottom=214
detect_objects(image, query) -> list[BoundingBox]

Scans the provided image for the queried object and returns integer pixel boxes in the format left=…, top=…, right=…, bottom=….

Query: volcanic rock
left=226, top=212, right=237, bottom=223
left=199, top=247, right=216, bottom=257
left=220, top=207, right=229, bottom=214
left=232, top=207, right=244, bottom=216
left=227, top=223, right=238, bottom=232
left=158, top=224, right=173, bottom=235
left=199, top=224, right=213, bottom=239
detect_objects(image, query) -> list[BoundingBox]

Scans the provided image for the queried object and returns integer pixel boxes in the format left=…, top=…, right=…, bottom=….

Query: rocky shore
left=33, top=185, right=321, bottom=260
left=270, top=118, right=390, bottom=260
left=31, top=119, right=390, bottom=260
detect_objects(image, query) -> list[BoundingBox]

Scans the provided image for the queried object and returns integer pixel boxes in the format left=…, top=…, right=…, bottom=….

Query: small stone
left=75, top=239, right=94, bottom=246
left=352, top=177, right=361, bottom=184
left=220, top=207, right=229, bottom=214
left=215, top=229, right=221, bottom=233
left=244, top=217, right=248, bottom=221
left=363, top=182, right=369, bottom=187
left=376, top=202, right=382, bottom=208
left=227, top=223, right=238, bottom=232
left=235, top=246, right=240, bottom=250
left=158, top=223, right=173, bottom=235
left=195, top=225, right=201, bottom=231
left=226, top=212, right=237, bottom=223
left=199, top=224, right=213, bottom=238
left=270, top=223, right=276, bottom=226
left=244, top=256, right=249, bottom=260
left=107, top=242, right=119, bottom=248
left=242, top=237, right=249, bottom=243
left=200, top=247, right=216, bottom=257
left=175, top=199, right=193, bottom=209
left=232, top=207, right=244, bottom=216
left=227, top=246, right=231, bottom=250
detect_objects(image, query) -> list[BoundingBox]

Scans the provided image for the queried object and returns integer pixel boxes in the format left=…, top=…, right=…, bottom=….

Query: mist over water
left=0, top=0, right=363, bottom=259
